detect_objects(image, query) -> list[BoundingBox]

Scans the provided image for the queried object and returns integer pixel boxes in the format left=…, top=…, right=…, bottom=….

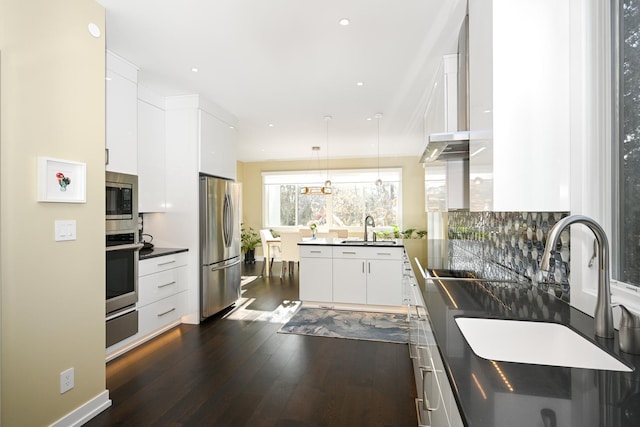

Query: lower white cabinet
left=332, top=246, right=403, bottom=305
left=138, top=252, right=188, bottom=339
left=299, top=244, right=403, bottom=306
left=106, top=251, right=188, bottom=358
left=299, top=246, right=333, bottom=302
left=404, top=255, right=463, bottom=427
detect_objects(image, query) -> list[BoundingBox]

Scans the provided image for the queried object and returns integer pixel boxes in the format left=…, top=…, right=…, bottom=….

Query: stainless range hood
left=420, top=132, right=469, bottom=162
left=421, top=14, right=469, bottom=163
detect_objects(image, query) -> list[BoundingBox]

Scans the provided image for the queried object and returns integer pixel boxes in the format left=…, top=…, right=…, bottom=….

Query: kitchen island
left=417, top=246, right=640, bottom=427
left=298, top=238, right=405, bottom=307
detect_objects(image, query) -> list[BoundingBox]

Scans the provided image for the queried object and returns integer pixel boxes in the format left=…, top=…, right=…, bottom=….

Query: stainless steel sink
left=340, top=239, right=397, bottom=246
left=455, top=317, right=632, bottom=372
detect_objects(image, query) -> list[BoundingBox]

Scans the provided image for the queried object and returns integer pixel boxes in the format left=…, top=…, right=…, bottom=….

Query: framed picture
left=37, top=157, right=87, bottom=203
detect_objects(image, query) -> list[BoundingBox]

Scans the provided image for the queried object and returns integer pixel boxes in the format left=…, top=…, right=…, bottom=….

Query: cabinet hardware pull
left=343, top=251, right=356, bottom=255
left=157, top=281, right=176, bottom=288
left=409, top=343, right=418, bottom=359
left=105, top=148, right=109, bottom=165
left=420, top=366, right=440, bottom=412
left=310, top=250, right=322, bottom=253
left=157, top=307, right=176, bottom=317
left=414, top=399, right=429, bottom=427
left=368, top=262, right=371, bottom=274
left=362, top=261, right=365, bottom=273
left=376, top=252, right=391, bottom=256
left=157, top=260, right=176, bottom=266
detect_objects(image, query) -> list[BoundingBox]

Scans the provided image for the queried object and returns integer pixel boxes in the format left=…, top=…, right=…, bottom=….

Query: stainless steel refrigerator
left=199, top=175, right=242, bottom=319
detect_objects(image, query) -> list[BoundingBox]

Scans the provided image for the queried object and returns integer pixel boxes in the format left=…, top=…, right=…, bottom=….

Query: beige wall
left=1, top=0, right=108, bottom=425
left=237, top=156, right=427, bottom=234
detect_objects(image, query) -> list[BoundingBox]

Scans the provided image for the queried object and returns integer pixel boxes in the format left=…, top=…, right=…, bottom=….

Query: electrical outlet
left=60, top=367, right=74, bottom=394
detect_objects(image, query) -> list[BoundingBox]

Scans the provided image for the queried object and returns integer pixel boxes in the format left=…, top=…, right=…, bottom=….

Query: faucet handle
left=615, top=304, right=640, bottom=354
left=616, top=304, right=640, bottom=328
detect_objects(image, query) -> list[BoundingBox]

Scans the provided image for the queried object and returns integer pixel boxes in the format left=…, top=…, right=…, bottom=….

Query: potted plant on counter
left=241, top=224, right=260, bottom=264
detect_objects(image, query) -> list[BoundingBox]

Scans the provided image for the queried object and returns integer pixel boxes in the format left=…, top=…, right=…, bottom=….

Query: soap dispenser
left=618, top=304, right=640, bottom=355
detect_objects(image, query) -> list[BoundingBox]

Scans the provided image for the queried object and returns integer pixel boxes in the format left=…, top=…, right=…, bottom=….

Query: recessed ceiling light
left=191, top=68, right=199, bottom=73
left=268, top=123, right=274, bottom=128
left=366, top=117, right=372, bottom=121
left=356, top=81, right=364, bottom=87
left=339, top=18, right=350, bottom=26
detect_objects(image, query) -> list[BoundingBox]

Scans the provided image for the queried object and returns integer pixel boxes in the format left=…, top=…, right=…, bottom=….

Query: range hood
left=421, top=15, right=469, bottom=163
left=420, top=132, right=469, bottom=162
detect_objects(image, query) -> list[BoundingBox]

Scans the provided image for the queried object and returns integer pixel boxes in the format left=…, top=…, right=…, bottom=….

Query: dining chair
left=329, top=228, right=349, bottom=238
left=259, top=229, right=281, bottom=277
left=316, top=231, right=339, bottom=239
left=278, top=231, right=302, bottom=278
left=299, top=227, right=312, bottom=238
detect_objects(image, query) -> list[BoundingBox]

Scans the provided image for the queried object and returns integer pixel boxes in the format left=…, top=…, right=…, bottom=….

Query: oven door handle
left=106, top=242, right=144, bottom=252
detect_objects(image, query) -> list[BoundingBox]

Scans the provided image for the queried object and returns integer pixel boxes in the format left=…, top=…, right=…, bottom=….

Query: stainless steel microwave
left=106, top=171, right=138, bottom=234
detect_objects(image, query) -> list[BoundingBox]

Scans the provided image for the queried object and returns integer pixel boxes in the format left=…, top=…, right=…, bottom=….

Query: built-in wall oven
left=105, top=172, right=142, bottom=348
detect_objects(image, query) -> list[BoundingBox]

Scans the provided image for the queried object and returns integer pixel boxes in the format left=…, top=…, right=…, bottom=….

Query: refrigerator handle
left=223, top=193, right=232, bottom=248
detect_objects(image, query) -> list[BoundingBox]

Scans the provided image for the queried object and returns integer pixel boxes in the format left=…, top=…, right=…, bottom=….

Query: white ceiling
left=96, top=0, right=467, bottom=162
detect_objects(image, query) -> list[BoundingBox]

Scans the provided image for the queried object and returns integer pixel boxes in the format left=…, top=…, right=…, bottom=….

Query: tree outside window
left=263, top=169, right=401, bottom=229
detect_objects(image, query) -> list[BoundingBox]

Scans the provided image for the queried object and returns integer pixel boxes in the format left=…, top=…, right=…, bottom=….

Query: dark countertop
left=139, top=247, right=188, bottom=260
left=420, top=268, right=640, bottom=427
left=297, top=237, right=404, bottom=247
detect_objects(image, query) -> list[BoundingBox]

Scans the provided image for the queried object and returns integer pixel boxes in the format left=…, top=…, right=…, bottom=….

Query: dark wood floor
left=86, top=261, right=417, bottom=427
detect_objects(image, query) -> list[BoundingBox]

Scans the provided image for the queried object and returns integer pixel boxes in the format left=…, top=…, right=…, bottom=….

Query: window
left=263, top=168, right=402, bottom=229
left=615, top=0, right=640, bottom=286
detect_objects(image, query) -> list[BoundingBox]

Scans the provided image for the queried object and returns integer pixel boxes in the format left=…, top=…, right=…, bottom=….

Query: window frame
left=261, top=168, right=403, bottom=231
left=570, top=0, right=640, bottom=319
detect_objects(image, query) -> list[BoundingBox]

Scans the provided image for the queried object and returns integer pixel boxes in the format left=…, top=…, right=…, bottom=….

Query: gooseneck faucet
left=364, top=215, right=376, bottom=242
left=539, top=215, right=613, bottom=338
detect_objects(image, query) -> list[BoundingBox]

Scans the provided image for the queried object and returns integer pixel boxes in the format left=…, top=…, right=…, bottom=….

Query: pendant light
left=375, top=113, right=383, bottom=187
left=301, top=146, right=332, bottom=195
left=324, top=115, right=332, bottom=188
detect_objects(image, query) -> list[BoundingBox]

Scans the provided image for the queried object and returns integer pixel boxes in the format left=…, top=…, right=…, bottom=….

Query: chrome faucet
left=540, top=215, right=613, bottom=338
left=364, top=215, right=376, bottom=242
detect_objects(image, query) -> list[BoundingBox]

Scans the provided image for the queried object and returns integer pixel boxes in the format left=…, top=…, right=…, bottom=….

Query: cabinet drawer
left=139, top=252, right=188, bottom=276
left=332, top=246, right=403, bottom=260
left=299, top=245, right=332, bottom=258
left=138, top=266, right=188, bottom=306
left=138, top=291, right=187, bottom=337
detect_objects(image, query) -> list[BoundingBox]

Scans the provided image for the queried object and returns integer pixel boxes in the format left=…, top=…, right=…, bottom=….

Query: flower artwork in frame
left=37, top=157, right=87, bottom=203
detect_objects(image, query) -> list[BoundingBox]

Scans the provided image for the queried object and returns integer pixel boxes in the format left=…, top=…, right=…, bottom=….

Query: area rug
left=240, top=275, right=258, bottom=287
left=278, top=307, right=408, bottom=344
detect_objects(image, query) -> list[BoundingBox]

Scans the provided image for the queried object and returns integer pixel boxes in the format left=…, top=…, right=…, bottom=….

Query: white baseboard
left=49, top=390, right=111, bottom=427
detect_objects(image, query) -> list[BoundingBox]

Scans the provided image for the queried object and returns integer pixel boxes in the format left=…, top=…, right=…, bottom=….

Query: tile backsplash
left=447, top=211, right=571, bottom=302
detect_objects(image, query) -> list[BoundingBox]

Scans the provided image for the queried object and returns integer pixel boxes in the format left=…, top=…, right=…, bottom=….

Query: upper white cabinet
left=468, top=0, right=570, bottom=212
left=106, top=51, right=138, bottom=175
left=200, top=110, right=237, bottom=180
left=138, top=85, right=166, bottom=212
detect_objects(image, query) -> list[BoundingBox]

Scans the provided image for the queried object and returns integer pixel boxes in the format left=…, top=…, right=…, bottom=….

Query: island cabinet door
left=332, top=258, right=367, bottom=304
left=299, top=250, right=333, bottom=302
left=366, top=259, right=403, bottom=305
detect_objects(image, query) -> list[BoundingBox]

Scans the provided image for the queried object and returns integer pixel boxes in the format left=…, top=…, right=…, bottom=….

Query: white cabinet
left=332, top=246, right=403, bottom=306
left=137, top=252, right=188, bottom=337
left=299, top=246, right=333, bottom=302
left=404, top=255, right=463, bottom=427
left=468, top=0, right=570, bottom=212
left=138, top=86, right=166, bottom=212
left=299, top=244, right=403, bottom=306
left=199, top=110, right=237, bottom=180
left=332, top=257, right=367, bottom=304
left=106, top=252, right=188, bottom=358
left=106, top=51, right=138, bottom=175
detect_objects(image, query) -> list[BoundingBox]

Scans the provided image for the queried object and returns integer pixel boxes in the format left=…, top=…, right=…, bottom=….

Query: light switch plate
left=55, top=220, right=77, bottom=241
